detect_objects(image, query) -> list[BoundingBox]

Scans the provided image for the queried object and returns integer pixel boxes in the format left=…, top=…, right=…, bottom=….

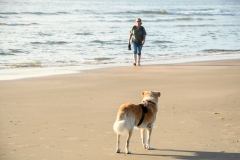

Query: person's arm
left=128, top=34, right=132, bottom=45
left=142, top=34, right=146, bottom=45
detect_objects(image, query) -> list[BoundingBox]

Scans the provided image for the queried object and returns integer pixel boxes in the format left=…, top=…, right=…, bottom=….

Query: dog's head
left=141, top=91, right=161, bottom=105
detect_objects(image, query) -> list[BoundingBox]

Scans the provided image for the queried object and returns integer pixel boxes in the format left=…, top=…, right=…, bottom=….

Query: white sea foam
left=1, top=54, right=240, bottom=80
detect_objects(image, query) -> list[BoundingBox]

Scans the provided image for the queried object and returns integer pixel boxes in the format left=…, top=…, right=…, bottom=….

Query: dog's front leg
left=141, top=129, right=147, bottom=148
left=146, top=124, right=153, bottom=150
left=116, top=134, right=121, bottom=153
left=125, top=130, right=133, bottom=154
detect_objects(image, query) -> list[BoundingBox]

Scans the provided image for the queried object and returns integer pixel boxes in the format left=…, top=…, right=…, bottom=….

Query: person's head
left=135, top=18, right=142, bottom=26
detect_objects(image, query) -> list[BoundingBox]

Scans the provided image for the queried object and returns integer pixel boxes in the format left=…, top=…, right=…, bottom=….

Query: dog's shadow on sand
left=130, top=148, right=240, bottom=160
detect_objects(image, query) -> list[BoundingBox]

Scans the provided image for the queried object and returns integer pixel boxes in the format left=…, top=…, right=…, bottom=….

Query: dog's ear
left=141, top=91, right=149, bottom=97
left=151, top=91, right=161, bottom=97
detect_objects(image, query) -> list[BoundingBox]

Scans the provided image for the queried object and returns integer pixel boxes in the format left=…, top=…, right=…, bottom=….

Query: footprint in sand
left=179, top=121, right=187, bottom=123
left=103, top=148, right=113, bottom=151
left=86, top=130, right=95, bottom=132
left=58, top=128, right=67, bottom=130
left=62, top=150, right=72, bottom=153
left=68, top=137, right=78, bottom=140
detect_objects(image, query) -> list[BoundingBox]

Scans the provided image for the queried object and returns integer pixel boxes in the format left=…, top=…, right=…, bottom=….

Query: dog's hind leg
left=141, top=129, right=147, bottom=148
left=116, top=134, right=121, bottom=153
left=146, top=124, right=153, bottom=150
left=125, top=129, right=133, bottom=154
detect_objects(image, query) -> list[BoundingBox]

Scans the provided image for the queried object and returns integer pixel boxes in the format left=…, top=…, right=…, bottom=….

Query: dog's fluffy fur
left=113, top=91, right=161, bottom=154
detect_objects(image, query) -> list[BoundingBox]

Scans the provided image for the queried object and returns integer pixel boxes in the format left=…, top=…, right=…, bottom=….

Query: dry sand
left=0, top=59, right=240, bottom=160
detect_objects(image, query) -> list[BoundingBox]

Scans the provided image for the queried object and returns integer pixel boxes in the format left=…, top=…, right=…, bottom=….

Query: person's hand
left=142, top=40, right=145, bottom=45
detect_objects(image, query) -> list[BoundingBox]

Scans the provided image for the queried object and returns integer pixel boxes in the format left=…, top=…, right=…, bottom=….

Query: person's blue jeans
left=133, top=42, right=143, bottom=55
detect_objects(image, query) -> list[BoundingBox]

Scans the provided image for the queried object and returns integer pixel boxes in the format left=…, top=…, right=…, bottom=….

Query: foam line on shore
left=1, top=54, right=240, bottom=81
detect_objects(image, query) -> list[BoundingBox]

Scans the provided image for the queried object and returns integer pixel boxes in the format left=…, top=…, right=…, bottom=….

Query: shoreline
left=0, top=59, right=240, bottom=159
left=1, top=53, right=240, bottom=81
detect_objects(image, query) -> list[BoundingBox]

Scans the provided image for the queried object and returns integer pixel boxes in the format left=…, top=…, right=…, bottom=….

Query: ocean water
left=0, top=0, right=240, bottom=79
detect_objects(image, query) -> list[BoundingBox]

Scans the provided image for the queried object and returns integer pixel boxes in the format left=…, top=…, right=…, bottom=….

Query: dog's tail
left=113, top=120, right=127, bottom=135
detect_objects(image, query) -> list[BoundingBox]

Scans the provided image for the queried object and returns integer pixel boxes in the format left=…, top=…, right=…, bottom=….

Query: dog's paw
left=143, top=144, right=147, bottom=149
left=143, top=144, right=149, bottom=149
left=115, top=148, right=120, bottom=153
left=147, top=146, right=153, bottom=150
left=125, top=149, right=131, bottom=154
left=148, top=146, right=153, bottom=150
left=144, top=145, right=153, bottom=150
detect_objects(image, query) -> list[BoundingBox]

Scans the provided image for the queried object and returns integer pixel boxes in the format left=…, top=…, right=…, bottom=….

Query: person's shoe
left=133, top=63, right=136, bottom=66
left=138, top=62, right=140, bottom=66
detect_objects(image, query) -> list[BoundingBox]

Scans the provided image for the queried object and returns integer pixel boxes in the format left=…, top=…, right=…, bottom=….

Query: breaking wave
left=0, top=12, right=70, bottom=15
left=5, top=62, right=42, bottom=68
left=203, top=49, right=240, bottom=53
left=31, top=41, right=69, bottom=45
left=108, top=9, right=234, bottom=16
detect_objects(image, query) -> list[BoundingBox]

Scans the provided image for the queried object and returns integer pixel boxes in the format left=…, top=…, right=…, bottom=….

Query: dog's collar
left=143, top=100, right=156, bottom=106
left=144, top=100, right=148, bottom=107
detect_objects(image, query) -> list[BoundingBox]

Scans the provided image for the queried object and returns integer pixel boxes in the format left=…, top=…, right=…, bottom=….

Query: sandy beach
left=0, top=59, right=240, bottom=160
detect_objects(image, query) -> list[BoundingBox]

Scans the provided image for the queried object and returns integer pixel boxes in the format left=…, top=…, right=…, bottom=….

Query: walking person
left=128, top=18, right=147, bottom=66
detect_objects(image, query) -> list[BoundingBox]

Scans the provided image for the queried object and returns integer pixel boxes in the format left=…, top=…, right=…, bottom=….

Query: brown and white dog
left=113, top=91, right=161, bottom=154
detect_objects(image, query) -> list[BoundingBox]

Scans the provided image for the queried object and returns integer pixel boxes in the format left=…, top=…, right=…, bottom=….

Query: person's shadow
left=131, top=148, right=240, bottom=160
